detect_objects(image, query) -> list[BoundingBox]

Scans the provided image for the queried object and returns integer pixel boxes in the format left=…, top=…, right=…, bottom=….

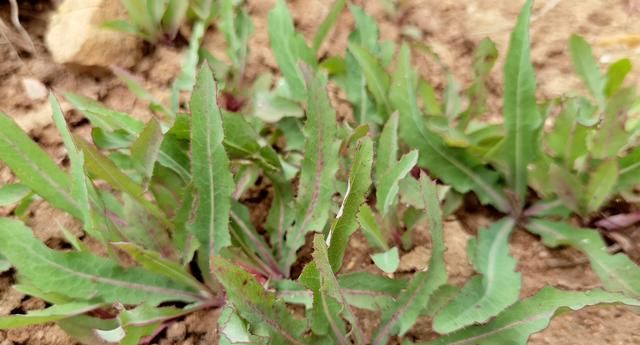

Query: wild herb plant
left=105, top=0, right=219, bottom=43
left=1, top=0, right=640, bottom=344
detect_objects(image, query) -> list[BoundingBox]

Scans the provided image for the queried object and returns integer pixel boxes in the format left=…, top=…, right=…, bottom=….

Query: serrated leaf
left=422, top=287, right=640, bottom=345
left=527, top=219, right=640, bottom=298
left=0, top=218, right=201, bottom=304
left=0, top=183, right=30, bottom=206
left=131, top=119, right=164, bottom=184
left=0, top=302, right=102, bottom=329
left=219, top=306, right=266, bottom=345
left=0, top=112, right=82, bottom=219
left=328, top=137, right=373, bottom=272
left=372, top=176, right=447, bottom=344
left=503, top=0, right=540, bottom=206
left=391, top=44, right=510, bottom=212
left=282, top=70, right=339, bottom=274
left=211, top=256, right=308, bottom=345
left=189, top=65, right=235, bottom=259
left=585, top=159, right=618, bottom=213
left=312, top=234, right=365, bottom=345
left=433, top=218, right=520, bottom=333
left=570, top=34, right=605, bottom=105
left=371, top=247, right=400, bottom=274
left=267, top=0, right=316, bottom=101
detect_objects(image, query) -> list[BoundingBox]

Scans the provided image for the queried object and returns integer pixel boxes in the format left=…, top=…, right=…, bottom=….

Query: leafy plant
left=1, top=0, right=640, bottom=344
left=105, top=0, right=217, bottom=43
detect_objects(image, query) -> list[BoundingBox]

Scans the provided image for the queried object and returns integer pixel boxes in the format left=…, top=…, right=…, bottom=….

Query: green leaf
left=527, top=219, right=640, bottom=298
left=313, top=234, right=365, bottom=344
left=371, top=176, right=447, bottom=345
left=376, top=150, right=418, bottom=215
left=0, top=111, right=82, bottom=219
left=65, top=93, right=144, bottom=134
left=113, top=242, right=208, bottom=294
left=433, top=218, right=520, bottom=333
left=0, top=254, right=10, bottom=273
left=75, top=136, right=171, bottom=228
left=0, top=183, right=30, bottom=206
left=189, top=65, right=235, bottom=258
left=545, top=98, right=589, bottom=164
left=219, top=0, right=254, bottom=69
left=591, top=87, right=635, bottom=159
left=328, top=137, right=373, bottom=272
left=570, top=34, right=605, bottom=104
left=371, top=247, right=399, bottom=274
left=357, top=204, right=388, bottom=250
left=605, top=58, right=632, bottom=97
left=391, top=44, right=509, bottom=212
left=618, top=146, right=640, bottom=192
left=339, top=272, right=407, bottom=311
left=460, top=38, right=498, bottom=128
left=503, top=0, right=539, bottom=206
left=131, top=119, right=164, bottom=184
left=283, top=70, right=339, bottom=274
left=211, top=256, right=309, bottom=345
left=267, top=0, right=316, bottom=101
left=0, top=302, right=103, bottom=329
left=219, top=307, right=265, bottom=345
left=0, top=218, right=201, bottom=304
left=585, top=159, right=618, bottom=213
left=349, top=42, right=390, bottom=113
left=312, top=0, right=347, bottom=52
left=422, top=287, right=640, bottom=345
left=548, top=163, right=583, bottom=214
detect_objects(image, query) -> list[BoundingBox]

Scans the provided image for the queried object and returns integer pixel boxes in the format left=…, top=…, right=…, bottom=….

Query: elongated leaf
left=51, top=94, right=102, bottom=241
left=312, top=0, right=347, bottom=51
left=391, top=45, right=509, bottom=212
left=265, top=173, right=295, bottom=259
left=65, top=93, right=144, bottom=134
left=459, top=38, right=498, bottom=128
left=618, top=146, right=640, bottom=191
left=349, top=42, right=390, bottom=112
left=328, top=137, right=373, bottom=272
left=503, top=0, right=539, bottom=206
left=131, top=119, right=164, bottom=183
left=267, top=0, right=316, bottom=101
left=211, top=256, right=309, bottom=345
left=585, top=159, right=618, bottom=213
left=0, top=112, right=82, bottom=219
left=0, top=302, right=103, bottom=329
left=358, top=203, right=388, bottom=250
left=527, top=219, right=640, bottom=298
left=570, top=34, right=605, bottom=104
left=376, top=112, right=400, bottom=180
left=591, top=87, right=634, bottom=159
left=377, top=150, right=418, bottom=215
left=605, top=58, right=632, bottom=97
left=0, top=218, right=202, bottom=304
left=75, top=136, right=171, bottom=228
left=433, top=218, right=520, bottom=333
left=282, top=71, right=339, bottom=273
left=0, top=184, right=30, bottom=206
left=313, top=235, right=365, bottom=344
left=113, top=242, right=208, bottom=294
left=422, top=287, right=640, bottom=345
left=189, top=65, right=235, bottom=258
left=372, top=176, right=447, bottom=345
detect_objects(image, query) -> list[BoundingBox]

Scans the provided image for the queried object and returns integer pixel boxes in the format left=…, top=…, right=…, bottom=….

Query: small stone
left=21, top=78, right=48, bottom=101
left=398, top=246, right=430, bottom=272
left=45, top=0, right=142, bottom=68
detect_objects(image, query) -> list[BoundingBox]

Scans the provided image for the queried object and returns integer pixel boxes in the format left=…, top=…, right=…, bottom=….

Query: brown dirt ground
left=2, top=0, right=640, bottom=344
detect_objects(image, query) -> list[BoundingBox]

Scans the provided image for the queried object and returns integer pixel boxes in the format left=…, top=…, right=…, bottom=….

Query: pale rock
left=45, top=0, right=142, bottom=68
left=21, top=77, right=48, bottom=101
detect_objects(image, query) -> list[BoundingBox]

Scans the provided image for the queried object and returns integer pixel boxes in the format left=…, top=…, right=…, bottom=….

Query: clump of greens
left=1, top=0, right=640, bottom=344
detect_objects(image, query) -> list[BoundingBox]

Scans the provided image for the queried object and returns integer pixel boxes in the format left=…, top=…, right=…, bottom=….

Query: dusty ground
left=1, top=0, right=640, bottom=344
